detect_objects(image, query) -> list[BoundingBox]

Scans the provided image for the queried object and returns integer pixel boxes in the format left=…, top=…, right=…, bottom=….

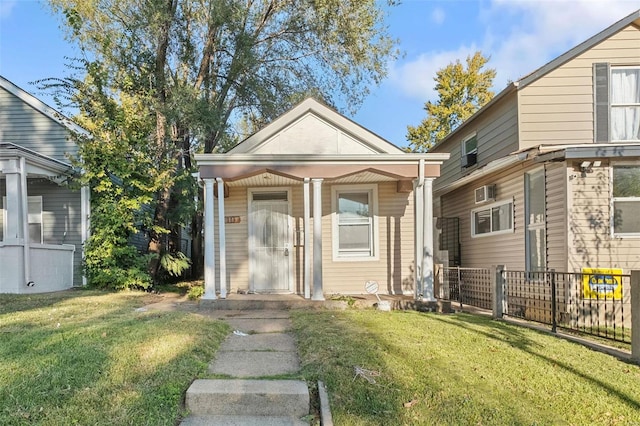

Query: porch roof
left=0, top=143, right=75, bottom=180
left=194, top=153, right=450, bottom=182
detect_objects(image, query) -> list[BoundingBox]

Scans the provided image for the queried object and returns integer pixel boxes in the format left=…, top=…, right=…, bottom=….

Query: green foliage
left=46, top=0, right=398, bottom=284
left=187, top=284, right=204, bottom=300
left=407, top=51, right=496, bottom=152
left=160, top=252, right=191, bottom=278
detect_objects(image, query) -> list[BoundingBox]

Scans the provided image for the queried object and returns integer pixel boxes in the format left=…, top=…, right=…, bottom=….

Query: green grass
left=292, top=310, right=640, bottom=426
left=0, top=289, right=229, bottom=425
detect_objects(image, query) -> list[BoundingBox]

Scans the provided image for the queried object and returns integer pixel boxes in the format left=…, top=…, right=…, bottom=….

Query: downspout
left=414, top=159, right=425, bottom=299
left=20, top=157, right=32, bottom=287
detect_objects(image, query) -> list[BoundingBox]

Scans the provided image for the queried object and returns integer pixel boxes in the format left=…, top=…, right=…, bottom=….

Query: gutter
left=434, top=152, right=528, bottom=196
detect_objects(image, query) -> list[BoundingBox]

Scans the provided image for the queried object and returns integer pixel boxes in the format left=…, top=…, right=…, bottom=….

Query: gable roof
left=430, top=9, right=640, bottom=152
left=0, top=75, right=89, bottom=137
left=228, top=97, right=404, bottom=154
left=518, top=9, right=640, bottom=89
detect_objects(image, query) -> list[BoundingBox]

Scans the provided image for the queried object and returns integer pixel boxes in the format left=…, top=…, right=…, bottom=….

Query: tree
left=406, top=51, right=496, bottom=152
left=46, top=0, right=399, bottom=287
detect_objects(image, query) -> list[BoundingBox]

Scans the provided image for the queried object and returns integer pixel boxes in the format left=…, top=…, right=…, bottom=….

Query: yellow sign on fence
left=581, top=268, right=623, bottom=300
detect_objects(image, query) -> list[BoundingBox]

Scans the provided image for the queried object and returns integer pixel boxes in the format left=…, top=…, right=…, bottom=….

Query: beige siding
left=0, top=87, right=77, bottom=162
left=321, top=181, right=415, bottom=295
left=432, top=94, right=519, bottom=193
left=567, top=161, right=640, bottom=272
left=440, top=163, right=527, bottom=269
left=545, top=162, right=567, bottom=272
left=216, top=181, right=416, bottom=295
left=519, top=25, right=640, bottom=148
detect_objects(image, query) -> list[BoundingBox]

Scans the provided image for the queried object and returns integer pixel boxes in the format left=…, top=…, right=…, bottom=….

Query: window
left=612, top=165, right=640, bottom=236
left=461, top=134, right=478, bottom=168
left=611, top=67, right=640, bottom=142
left=332, top=185, right=378, bottom=260
left=471, top=199, right=513, bottom=237
left=2, top=196, right=42, bottom=243
left=525, top=169, right=546, bottom=271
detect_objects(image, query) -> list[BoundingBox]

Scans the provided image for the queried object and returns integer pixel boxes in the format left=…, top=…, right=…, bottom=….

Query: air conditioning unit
left=461, top=152, right=477, bottom=168
left=475, top=185, right=495, bottom=204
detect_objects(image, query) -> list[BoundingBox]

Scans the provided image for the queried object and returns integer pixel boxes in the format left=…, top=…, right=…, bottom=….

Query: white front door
left=249, top=189, right=292, bottom=293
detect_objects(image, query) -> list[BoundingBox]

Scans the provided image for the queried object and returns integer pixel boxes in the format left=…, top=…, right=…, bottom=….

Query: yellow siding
left=567, top=162, right=640, bottom=272
left=519, top=25, right=640, bottom=148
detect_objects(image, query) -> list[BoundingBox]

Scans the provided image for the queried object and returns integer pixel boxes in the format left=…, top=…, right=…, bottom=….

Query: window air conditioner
left=461, top=152, right=477, bottom=168
left=474, top=185, right=495, bottom=204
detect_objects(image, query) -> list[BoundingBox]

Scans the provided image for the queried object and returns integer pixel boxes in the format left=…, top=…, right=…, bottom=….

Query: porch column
left=422, top=178, right=435, bottom=302
left=3, top=159, right=23, bottom=243
left=216, top=178, right=227, bottom=299
left=203, top=178, right=216, bottom=300
left=312, top=178, right=324, bottom=301
left=81, top=185, right=91, bottom=286
left=303, top=178, right=311, bottom=299
left=413, top=179, right=424, bottom=298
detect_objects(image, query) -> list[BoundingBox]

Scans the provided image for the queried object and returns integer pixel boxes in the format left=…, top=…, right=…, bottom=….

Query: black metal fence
left=437, top=267, right=632, bottom=344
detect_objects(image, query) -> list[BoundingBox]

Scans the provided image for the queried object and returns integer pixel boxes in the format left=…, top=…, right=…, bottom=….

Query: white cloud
left=390, top=45, right=478, bottom=101
left=391, top=0, right=640, bottom=101
left=0, top=1, right=16, bottom=20
left=431, top=7, right=445, bottom=25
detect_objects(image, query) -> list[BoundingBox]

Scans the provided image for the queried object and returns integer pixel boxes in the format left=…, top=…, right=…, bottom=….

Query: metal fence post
left=550, top=269, right=557, bottom=333
left=632, top=270, right=640, bottom=362
left=492, top=265, right=505, bottom=319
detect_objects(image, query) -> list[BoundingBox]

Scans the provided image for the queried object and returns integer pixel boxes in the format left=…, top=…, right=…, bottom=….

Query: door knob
left=284, top=248, right=289, bottom=256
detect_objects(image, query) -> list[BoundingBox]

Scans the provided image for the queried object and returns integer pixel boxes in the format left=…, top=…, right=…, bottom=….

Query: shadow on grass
left=293, top=310, right=640, bottom=425
left=0, top=290, right=229, bottom=425
left=428, top=313, right=640, bottom=412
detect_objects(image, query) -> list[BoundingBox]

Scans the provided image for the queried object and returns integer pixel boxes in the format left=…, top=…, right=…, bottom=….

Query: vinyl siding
left=0, top=86, right=77, bottom=162
left=519, top=25, right=640, bottom=148
left=432, top=93, right=519, bottom=192
left=216, top=181, right=416, bottom=295
left=567, top=161, right=640, bottom=272
left=545, top=162, right=568, bottom=272
left=0, top=179, right=83, bottom=286
left=439, top=164, right=529, bottom=270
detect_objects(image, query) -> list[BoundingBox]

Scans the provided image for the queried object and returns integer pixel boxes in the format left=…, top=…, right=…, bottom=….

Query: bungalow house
left=0, top=76, right=89, bottom=293
left=429, top=10, right=640, bottom=276
left=195, top=98, right=449, bottom=300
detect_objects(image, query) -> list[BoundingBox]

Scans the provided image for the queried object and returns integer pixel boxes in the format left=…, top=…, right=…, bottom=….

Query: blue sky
left=1, top=0, right=639, bottom=148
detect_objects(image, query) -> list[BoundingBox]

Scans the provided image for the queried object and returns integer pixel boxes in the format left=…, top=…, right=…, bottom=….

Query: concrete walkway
left=181, top=309, right=310, bottom=425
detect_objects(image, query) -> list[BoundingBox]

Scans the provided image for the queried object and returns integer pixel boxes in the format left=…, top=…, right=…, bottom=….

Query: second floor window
left=611, top=67, right=640, bottom=142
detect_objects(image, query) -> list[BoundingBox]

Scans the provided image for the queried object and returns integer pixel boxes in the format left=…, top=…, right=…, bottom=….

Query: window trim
left=331, top=184, right=379, bottom=261
left=609, top=65, right=640, bottom=143
left=610, top=163, right=640, bottom=238
left=470, top=198, right=514, bottom=238
left=525, top=168, right=546, bottom=272
left=461, top=133, right=478, bottom=156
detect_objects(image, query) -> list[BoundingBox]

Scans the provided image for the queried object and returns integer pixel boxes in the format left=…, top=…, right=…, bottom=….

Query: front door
left=249, top=189, right=292, bottom=293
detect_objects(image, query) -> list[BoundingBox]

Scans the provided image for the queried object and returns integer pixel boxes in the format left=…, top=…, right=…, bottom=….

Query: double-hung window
left=332, top=184, right=378, bottom=260
left=594, top=63, right=640, bottom=142
left=612, top=165, right=640, bottom=237
left=471, top=199, right=513, bottom=237
left=611, top=67, right=640, bottom=141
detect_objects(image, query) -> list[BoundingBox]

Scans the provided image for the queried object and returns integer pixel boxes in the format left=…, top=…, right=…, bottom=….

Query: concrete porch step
left=185, top=379, right=309, bottom=418
left=180, top=415, right=309, bottom=426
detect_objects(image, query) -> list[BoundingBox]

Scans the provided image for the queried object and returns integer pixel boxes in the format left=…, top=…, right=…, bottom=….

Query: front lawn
left=292, top=310, right=640, bottom=425
left=0, top=290, right=229, bottom=425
